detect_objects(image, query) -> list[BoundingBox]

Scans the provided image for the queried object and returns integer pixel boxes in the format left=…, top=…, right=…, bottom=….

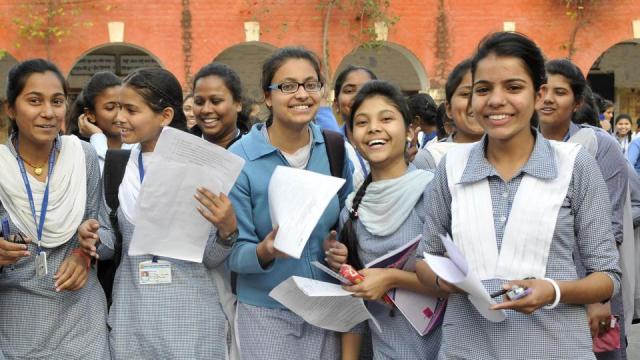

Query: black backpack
left=97, top=149, right=131, bottom=306
left=96, top=130, right=346, bottom=301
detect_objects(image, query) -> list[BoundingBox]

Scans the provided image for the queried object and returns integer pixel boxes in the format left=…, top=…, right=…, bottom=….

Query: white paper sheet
left=268, top=166, right=345, bottom=259
left=269, top=276, right=380, bottom=333
left=422, top=235, right=506, bottom=322
left=129, top=127, right=245, bottom=262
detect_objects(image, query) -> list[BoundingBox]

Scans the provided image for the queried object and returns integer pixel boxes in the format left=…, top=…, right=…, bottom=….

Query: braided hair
left=408, top=93, right=438, bottom=127
left=340, top=80, right=412, bottom=268
left=340, top=174, right=373, bottom=269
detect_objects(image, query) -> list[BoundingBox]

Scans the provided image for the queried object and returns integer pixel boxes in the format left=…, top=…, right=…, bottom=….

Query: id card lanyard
left=138, top=150, right=158, bottom=263
left=16, top=139, right=56, bottom=276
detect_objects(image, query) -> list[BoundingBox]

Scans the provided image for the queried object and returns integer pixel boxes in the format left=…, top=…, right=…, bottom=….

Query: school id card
left=35, top=251, right=48, bottom=278
left=139, top=260, right=172, bottom=285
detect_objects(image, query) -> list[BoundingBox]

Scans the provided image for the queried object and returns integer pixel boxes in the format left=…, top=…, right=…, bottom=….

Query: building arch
left=587, top=39, right=640, bottom=122
left=0, top=52, right=19, bottom=144
left=213, top=41, right=278, bottom=102
left=334, top=42, right=429, bottom=95
left=67, top=43, right=163, bottom=95
left=0, top=52, right=20, bottom=99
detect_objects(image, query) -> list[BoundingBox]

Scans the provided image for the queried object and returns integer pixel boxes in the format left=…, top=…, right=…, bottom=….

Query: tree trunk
left=322, top=1, right=335, bottom=90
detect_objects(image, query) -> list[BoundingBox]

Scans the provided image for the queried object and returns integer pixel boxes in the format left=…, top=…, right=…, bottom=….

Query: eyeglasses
left=268, top=81, right=323, bottom=94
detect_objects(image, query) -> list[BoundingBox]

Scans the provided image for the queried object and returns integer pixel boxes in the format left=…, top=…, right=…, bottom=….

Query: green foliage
left=349, top=0, right=399, bottom=45
left=560, top=0, right=595, bottom=58
left=9, top=0, right=96, bottom=58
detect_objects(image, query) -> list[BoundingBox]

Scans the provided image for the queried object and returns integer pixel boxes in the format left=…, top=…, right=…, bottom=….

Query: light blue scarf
left=346, top=167, right=434, bottom=236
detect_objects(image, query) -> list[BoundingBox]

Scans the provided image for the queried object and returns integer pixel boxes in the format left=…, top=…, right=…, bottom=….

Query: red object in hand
left=340, top=264, right=364, bottom=284
left=340, top=264, right=394, bottom=305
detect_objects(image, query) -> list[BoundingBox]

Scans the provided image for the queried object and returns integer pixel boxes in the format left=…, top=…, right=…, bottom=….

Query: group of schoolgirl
left=0, top=31, right=626, bottom=360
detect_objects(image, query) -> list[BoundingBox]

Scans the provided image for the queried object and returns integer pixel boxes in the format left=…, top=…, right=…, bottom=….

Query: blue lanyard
left=16, top=142, right=56, bottom=252
left=138, top=149, right=158, bottom=262
left=138, top=150, right=145, bottom=182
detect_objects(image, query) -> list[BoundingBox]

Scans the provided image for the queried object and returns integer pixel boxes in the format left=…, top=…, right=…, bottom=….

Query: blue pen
left=1, top=217, right=9, bottom=240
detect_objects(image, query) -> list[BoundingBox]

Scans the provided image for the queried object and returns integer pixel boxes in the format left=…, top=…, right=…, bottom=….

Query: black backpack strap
left=104, top=149, right=131, bottom=212
left=322, top=129, right=348, bottom=221
left=322, top=129, right=345, bottom=178
left=98, top=149, right=131, bottom=307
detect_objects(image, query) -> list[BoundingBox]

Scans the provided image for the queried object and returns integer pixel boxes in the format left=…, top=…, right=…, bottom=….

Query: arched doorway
left=0, top=52, right=19, bottom=144
left=67, top=43, right=163, bottom=98
left=587, top=40, right=640, bottom=124
left=213, top=42, right=277, bottom=103
left=335, top=42, right=429, bottom=95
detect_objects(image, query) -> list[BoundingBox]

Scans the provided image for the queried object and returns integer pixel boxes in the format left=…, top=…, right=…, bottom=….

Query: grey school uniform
left=564, top=123, right=629, bottom=360
left=340, top=168, right=441, bottom=360
left=420, top=132, right=622, bottom=360
left=97, top=209, right=232, bottom=359
left=0, top=140, right=110, bottom=359
left=236, top=302, right=340, bottom=360
left=413, top=135, right=454, bottom=171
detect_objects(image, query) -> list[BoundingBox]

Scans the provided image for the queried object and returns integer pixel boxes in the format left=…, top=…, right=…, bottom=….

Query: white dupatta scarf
left=0, top=135, right=86, bottom=248
left=446, top=141, right=579, bottom=280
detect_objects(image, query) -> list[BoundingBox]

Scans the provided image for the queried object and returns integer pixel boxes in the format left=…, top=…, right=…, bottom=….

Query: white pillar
left=108, top=22, right=124, bottom=43
left=244, top=21, right=260, bottom=42
left=503, top=21, right=516, bottom=32
left=375, top=21, right=388, bottom=42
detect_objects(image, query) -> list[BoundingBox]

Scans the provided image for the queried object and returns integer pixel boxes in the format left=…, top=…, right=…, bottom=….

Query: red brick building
left=1, top=0, right=639, bottom=135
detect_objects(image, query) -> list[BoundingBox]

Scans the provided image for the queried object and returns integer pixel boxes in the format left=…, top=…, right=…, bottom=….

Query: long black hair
left=333, top=65, right=377, bottom=99
left=122, top=67, right=186, bottom=131
left=471, top=32, right=546, bottom=127
left=435, top=102, right=449, bottom=139
left=193, top=62, right=251, bottom=133
left=545, top=59, right=586, bottom=105
left=615, top=114, right=633, bottom=143
left=445, top=59, right=472, bottom=105
left=67, top=71, right=121, bottom=136
left=342, top=80, right=411, bottom=268
left=573, top=86, right=600, bottom=127
left=6, top=58, right=68, bottom=135
left=261, top=47, right=323, bottom=127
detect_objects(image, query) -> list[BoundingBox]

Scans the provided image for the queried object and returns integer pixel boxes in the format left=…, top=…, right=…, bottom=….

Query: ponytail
left=339, top=174, right=373, bottom=269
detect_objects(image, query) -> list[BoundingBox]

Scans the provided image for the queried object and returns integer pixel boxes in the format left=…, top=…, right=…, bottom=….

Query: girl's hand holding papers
left=415, top=260, right=464, bottom=298
left=323, top=230, right=347, bottom=271
left=195, top=187, right=237, bottom=239
left=255, top=226, right=288, bottom=268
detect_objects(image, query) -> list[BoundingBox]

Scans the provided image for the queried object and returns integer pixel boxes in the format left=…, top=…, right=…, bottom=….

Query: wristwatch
left=217, top=228, right=239, bottom=247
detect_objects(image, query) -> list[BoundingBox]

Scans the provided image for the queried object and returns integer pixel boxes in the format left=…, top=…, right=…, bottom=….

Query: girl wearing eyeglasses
left=227, top=47, right=353, bottom=360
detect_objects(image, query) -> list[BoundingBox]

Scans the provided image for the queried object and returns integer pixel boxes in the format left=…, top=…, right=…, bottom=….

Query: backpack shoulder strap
left=98, top=149, right=131, bottom=308
left=103, top=149, right=131, bottom=212
left=322, top=129, right=345, bottom=178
